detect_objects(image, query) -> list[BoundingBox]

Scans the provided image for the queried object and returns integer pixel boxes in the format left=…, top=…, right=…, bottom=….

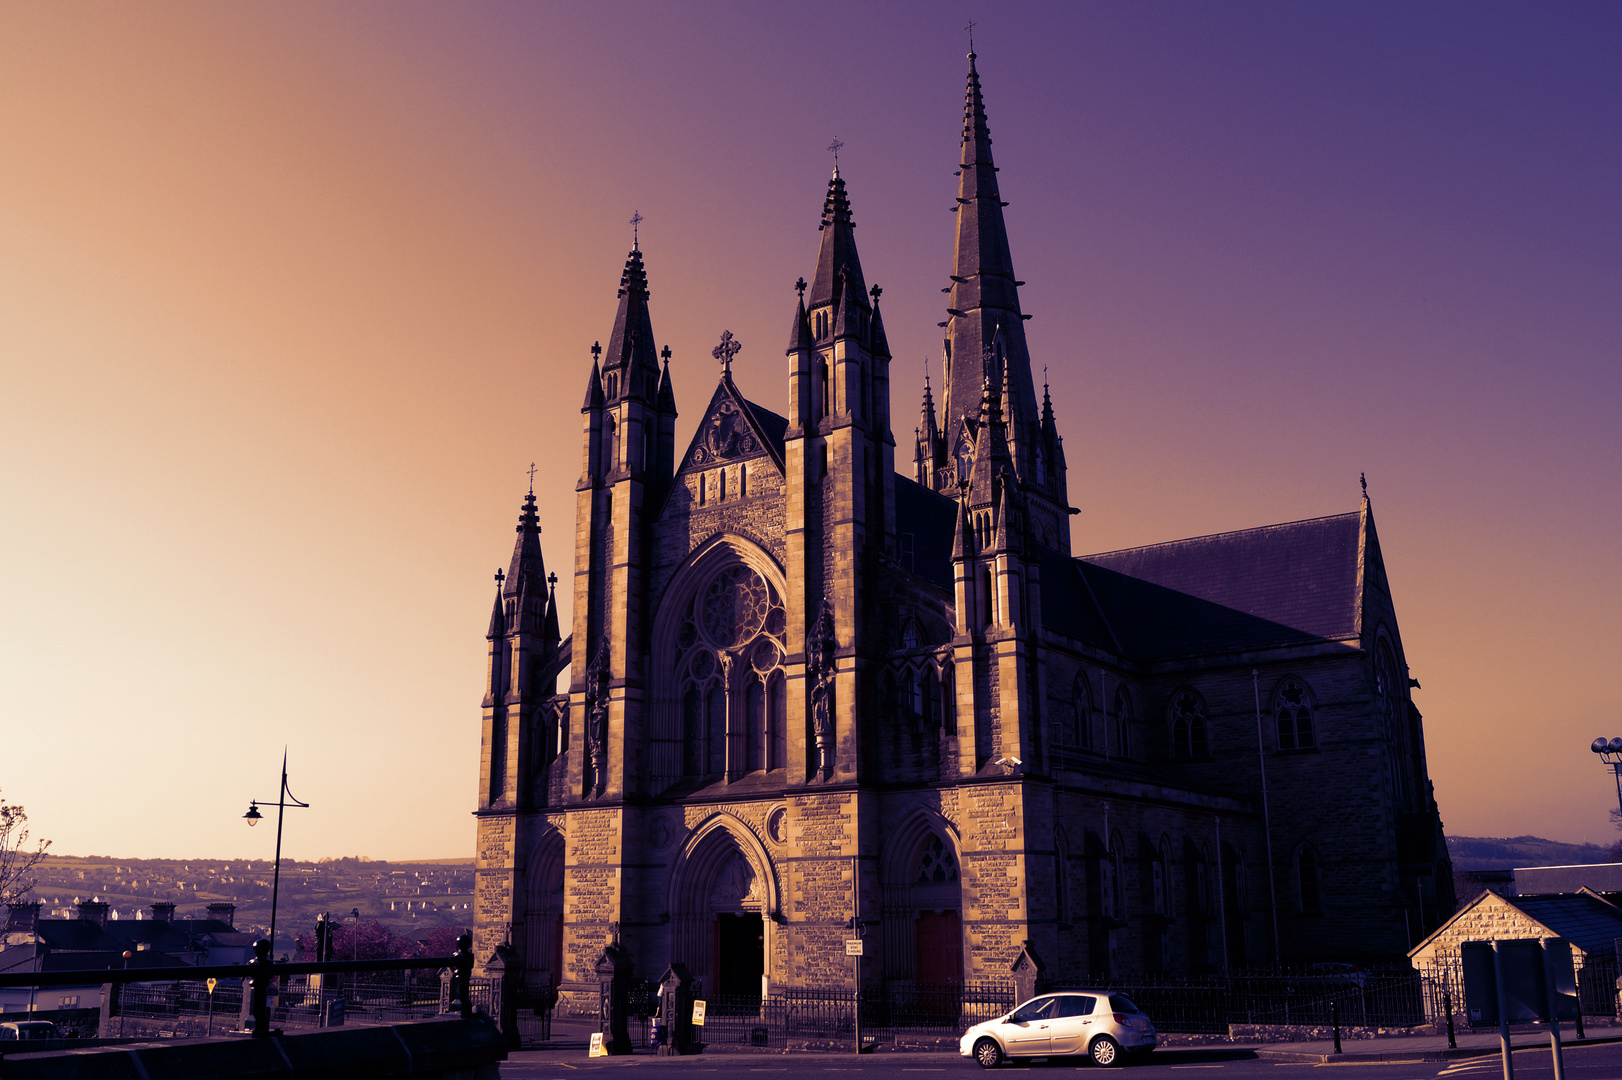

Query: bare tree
left=0, top=790, right=50, bottom=906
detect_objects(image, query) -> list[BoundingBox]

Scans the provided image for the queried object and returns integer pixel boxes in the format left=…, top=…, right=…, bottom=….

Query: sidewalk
left=516, top=1014, right=1622, bottom=1063
left=1253, top=1027, right=1622, bottom=1064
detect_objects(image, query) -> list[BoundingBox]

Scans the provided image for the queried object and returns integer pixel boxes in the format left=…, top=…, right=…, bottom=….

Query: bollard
left=1444, top=989, right=1456, bottom=1049
left=1331, top=1000, right=1342, bottom=1055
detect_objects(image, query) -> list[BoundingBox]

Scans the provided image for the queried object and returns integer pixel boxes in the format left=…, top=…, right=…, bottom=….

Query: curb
left=1256, top=1033, right=1622, bottom=1064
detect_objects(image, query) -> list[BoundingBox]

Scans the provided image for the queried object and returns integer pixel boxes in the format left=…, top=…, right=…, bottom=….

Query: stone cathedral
left=472, top=53, right=1453, bottom=1007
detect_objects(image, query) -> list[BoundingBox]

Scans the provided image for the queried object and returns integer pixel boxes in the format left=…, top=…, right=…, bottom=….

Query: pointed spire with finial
left=868, top=284, right=890, bottom=357
left=787, top=277, right=812, bottom=354
left=1360, top=472, right=1368, bottom=502
left=942, top=45, right=1039, bottom=475
left=603, top=244, right=660, bottom=401
left=809, top=164, right=868, bottom=317
left=657, top=344, right=676, bottom=412
left=505, top=484, right=547, bottom=633
left=582, top=342, right=604, bottom=411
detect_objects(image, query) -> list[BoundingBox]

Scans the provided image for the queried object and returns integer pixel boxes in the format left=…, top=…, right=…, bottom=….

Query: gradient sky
left=2, top=2, right=1618, bottom=863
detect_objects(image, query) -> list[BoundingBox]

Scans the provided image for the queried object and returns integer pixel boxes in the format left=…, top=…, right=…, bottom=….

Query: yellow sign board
left=206, top=978, right=217, bottom=993
left=691, top=999, right=707, bottom=1026
left=588, top=1032, right=606, bottom=1057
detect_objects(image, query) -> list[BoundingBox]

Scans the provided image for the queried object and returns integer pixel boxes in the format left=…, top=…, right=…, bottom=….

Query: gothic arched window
left=672, top=563, right=788, bottom=779
left=1274, top=676, right=1315, bottom=750
left=1155, top=836, right=1174, bottom=916
left=917, top=834, right=959, bottom=883
left=1113, top=686, right=1133, bottom=759
left=1169, top=688, right=1209, bottom=759
left=602, top=413, right=618, bottom=476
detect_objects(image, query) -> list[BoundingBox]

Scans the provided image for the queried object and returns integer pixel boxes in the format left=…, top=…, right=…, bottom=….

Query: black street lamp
left=1589, top=737, right=1622, bottom=819
left=242, top=750, right=309, bottom=962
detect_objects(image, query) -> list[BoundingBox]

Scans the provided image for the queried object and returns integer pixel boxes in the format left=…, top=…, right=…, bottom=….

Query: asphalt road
left=500, top=1041, right=1622, bottom=1080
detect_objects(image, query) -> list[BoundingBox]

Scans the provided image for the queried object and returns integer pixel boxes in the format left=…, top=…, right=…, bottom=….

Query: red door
left=915, top=910, right=963, bottom=1017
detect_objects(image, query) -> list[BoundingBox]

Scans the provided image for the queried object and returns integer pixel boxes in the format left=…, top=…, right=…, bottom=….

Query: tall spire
left=942, top=50, right=1038, bottom=471
left=505, top=489, right=548, bottom=634
left=603, top=247, right=659, bottom=401
left=808, top=170, right=868, bottom=317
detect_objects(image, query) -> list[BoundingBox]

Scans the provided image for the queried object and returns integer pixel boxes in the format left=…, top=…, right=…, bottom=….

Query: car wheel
left=973, top=1037, right=1004, bottom=1068
left=1088, top=1035, right=1121, bottom=1067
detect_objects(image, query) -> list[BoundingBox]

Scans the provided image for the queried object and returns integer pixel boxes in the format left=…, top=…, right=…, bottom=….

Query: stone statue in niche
left=584, top=632, right=612, bottom=796
left=807, top=599, right=837, bottom=776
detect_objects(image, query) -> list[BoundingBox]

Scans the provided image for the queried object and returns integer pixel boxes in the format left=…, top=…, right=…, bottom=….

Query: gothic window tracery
left=1169, top=688, right=1209, bottom=759
left=1273, top=676, right=1315, bottom=750
left=673, top=562, right=788, bottom=779
left=917, top=834, right=959, bottom=883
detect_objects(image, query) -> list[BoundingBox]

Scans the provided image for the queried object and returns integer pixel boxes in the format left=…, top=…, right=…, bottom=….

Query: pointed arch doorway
left=882, top=815, right=964, bottom=1014
left=668, top=817, right=776, bottom=1007
left=522, top=830, right=565, bottom=986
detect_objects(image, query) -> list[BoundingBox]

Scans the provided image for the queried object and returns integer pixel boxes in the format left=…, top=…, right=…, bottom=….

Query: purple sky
left=1, top=1, right=1618, bottom=860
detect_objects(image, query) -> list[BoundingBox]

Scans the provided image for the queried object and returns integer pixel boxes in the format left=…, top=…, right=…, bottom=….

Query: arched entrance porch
left=667, top=815, right=778, bottom=1004
left=880, top=811, right=964, bottom=997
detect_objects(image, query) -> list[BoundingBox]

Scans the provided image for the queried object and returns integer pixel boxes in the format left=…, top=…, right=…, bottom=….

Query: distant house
left=0, top=899, right=255, bottom=1016
left=1407, top=886, right=1622, bottom=1009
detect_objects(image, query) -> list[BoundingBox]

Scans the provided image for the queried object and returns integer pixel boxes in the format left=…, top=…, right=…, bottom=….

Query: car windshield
left=1107, top=994, right=1140, bottom=1014
left=1010, top=997, right=1058, bottom=1022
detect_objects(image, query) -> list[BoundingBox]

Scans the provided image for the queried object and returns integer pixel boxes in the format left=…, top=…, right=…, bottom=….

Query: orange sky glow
left=2, top=2, right=1618, bottom=862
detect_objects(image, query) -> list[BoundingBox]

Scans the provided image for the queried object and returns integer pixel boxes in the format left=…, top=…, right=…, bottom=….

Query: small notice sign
left=588, top=1032, right=606, bottom=1057
left=846, top=939, right=864, bottom=956
left=206, top=978, right=217, bottom=994
left=692, top=999, right=707, bottom=1026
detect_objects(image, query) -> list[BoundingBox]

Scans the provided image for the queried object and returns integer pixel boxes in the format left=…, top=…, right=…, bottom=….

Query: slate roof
left=743, top=399, right=789, bottom=460
left=893, top=478, right=957, bottom=590
left=0, top=944, right=183, bottom=976
left=1510, top=892, right=1622, bottom=957
left=1072, top=513, right=1364, bottom=659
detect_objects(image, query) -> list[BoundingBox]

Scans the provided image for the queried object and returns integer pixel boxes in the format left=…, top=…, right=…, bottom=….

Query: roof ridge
left=1078, top=510, right=1362, bottom=562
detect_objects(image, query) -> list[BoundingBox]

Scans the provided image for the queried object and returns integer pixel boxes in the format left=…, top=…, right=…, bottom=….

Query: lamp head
left=1594, top=738, right=1609, bottom=754
left=1610, top=738, right=1622, bottom=755
left=243, top=802, right=263, bottom=826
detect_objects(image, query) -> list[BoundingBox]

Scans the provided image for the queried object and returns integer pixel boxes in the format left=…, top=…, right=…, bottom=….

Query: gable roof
left=1408, top=886, right=1622, bottom=961
left=675, top=378, right=787, bottom=477
left=1075, top=512, right=1363, bottom=659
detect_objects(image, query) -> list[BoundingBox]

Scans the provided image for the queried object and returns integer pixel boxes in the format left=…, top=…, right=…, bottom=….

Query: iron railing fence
left=1042, top=966, right=1427, bottom=1035
left=1415, top=949, right=1618, bottom=1029
left=686, top=981, right=1018, bottom=1048
left=101, top=967, right=454, bottom=1039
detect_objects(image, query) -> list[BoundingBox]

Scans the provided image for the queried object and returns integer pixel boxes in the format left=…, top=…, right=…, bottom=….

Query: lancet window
left=1169, top=688, right=1209, bottom=759
left=1273, top=676, right=1315, bottom=751
left=672, top=563, right=788, bottom=779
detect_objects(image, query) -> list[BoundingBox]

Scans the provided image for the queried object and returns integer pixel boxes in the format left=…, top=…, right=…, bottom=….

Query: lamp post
left=242, top=750, right=309, bottom=961
left=1590, top=737, right=1622, bottom=819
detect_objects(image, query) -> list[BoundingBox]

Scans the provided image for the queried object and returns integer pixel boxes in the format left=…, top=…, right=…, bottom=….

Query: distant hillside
left=1448, top=834, right=1614, bottom=870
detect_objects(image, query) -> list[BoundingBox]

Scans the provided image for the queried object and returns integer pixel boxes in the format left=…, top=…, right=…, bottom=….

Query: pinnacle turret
left=808, top=171, right=868, bottom=317
left=504, top=490, right=549, bottom=635
left=603, top=247, right=660, bottom=403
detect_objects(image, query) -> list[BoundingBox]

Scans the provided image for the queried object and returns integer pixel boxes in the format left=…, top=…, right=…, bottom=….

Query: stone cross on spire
left=965, top=19, right=976, bottom=52
left=629, top=210, right=643, bottom=250
left=827, top=137, right=844, bottom=176
left=712, top=330, right=742, bottom=375
left=527, top=461, right=537, bottom=495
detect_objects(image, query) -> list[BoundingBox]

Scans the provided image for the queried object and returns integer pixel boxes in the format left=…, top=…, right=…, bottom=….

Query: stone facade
left=472, top=53, right=1453, bottom=1007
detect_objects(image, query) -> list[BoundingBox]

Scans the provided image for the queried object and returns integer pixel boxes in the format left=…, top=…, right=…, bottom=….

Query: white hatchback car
left=961, top=991, right=1156, bottom=1067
